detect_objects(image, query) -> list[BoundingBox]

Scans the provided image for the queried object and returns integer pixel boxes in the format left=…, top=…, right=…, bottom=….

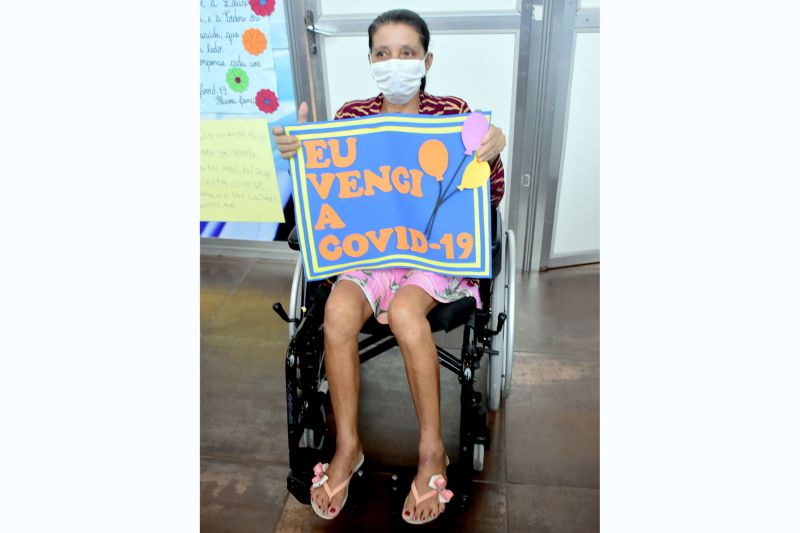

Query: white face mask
left=369, top=53, right=428, bottom=105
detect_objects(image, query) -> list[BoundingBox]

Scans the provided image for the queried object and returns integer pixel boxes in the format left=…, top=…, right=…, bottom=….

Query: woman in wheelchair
left=272, top=9, right=506, bottom=525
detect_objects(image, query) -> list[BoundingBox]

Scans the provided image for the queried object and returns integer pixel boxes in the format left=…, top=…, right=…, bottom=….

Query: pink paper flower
left=249, top=0, right=275, bottom=17
left=255, top=88, right=279, bottom=114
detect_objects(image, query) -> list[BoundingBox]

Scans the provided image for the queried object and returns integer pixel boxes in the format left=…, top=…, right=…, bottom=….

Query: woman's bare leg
left=388, top=286, right=448, bottom=522
left=310, top=280, right=373, bottom=516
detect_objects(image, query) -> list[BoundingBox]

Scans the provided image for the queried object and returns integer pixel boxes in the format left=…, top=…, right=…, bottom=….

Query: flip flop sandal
left=310, top=452, right=365, bottom=520
left=402, top=455, right=453, bottom=525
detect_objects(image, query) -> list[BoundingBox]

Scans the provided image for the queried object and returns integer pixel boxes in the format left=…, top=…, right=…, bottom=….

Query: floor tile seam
left=512, top=349, right=600, bottom=358
left=512, top=349, right=600, bottom=359
left=254, top=256, right=296, bottom=265
left=201, top=255, right=255, bottom=263
left=503, top=416, right=509, bottom=492
left=469, top=479, right=505, bottom=487
left=272, top=491, right=291, bottom=533
left=504, top=480, right=600, bottom=491
left=505, top=432, right=598, bottom=442
left=200, top=260, right=258, bottom=334
left=199, top=331, right=284, bottom=345
left=200, top=453, right=290, bottom=469
left=509, top=380, right=599, bottom=390
left=510, top=377, right=600, bottom=386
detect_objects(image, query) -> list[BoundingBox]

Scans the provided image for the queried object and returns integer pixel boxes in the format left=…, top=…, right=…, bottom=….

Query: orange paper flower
left=242, top=28, right=267, bottom=56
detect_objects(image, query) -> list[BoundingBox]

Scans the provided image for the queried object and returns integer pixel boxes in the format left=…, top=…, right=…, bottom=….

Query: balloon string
left=424, top=153, right=470, bottom=240
left=423, top=179, right=443, bottom=236
left=440, top=153, right=471, bottom=204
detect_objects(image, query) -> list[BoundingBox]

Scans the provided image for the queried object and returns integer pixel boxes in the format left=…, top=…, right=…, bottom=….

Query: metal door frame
left=525, top=0, right=600, bottom=271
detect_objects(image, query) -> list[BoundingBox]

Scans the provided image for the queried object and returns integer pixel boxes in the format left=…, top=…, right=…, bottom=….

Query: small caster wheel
left=303, top=428, right=325, bottom=450
left=458, top=493, right=469, bottom=511
left=472, top=443, right=485, bottom=472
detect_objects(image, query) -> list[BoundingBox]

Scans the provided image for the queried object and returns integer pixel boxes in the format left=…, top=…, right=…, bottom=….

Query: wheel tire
left=288, top=255, right=305, bottom=338
left=487, top=233, right=506, bottom=412
left=502, top=229, right=516, bottom=399
left=472, top=443, right=485, bottom=472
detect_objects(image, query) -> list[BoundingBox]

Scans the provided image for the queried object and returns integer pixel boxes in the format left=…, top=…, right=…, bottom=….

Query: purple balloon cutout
left=461, top=112, right=490, bottom=155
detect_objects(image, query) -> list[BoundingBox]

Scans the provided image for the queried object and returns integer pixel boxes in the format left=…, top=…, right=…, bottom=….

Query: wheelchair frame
left=273, top=210, right=516, bottom=509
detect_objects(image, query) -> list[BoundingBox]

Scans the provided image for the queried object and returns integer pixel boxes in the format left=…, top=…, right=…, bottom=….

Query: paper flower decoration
left=226, top=68, right=249, bottom=93
left=255, top=88, right=279, bottom=114
left=242, top=28, right=267, bottom=56
left=249, top=0, right=275, bottom=17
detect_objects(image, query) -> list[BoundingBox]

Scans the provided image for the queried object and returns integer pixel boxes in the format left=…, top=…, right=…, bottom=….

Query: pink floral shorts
left=333, top=268, right=482, bottom=325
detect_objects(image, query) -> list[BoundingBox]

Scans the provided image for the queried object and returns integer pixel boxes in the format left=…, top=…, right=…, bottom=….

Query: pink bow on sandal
left=309, top=453, right=365, bottom=521
left=403, top=456, right=454, bottom=525
left=311, top=462, right=329, bottom=488
left=429, top=474, right=454, bottom=504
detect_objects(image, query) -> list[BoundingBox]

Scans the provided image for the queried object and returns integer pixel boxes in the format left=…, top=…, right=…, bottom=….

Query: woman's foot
left=402, top=440, right=448, bottom=522
left=310, top=440, right=363, bottom=518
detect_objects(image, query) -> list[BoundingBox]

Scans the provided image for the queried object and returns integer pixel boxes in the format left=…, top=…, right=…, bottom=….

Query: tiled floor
left=201, top=255, right=599, bottom=532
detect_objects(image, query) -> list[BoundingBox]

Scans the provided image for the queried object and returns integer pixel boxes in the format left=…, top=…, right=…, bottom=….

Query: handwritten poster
left=200, top=0, right=279, bottom=114
left=285, top=113, right=493, bottom=281
left=201, top=119, right=285, bottom=222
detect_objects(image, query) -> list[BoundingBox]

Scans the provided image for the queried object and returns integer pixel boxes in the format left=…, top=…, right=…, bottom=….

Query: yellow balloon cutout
left=418, top=139, right=449, bottom=181
left=457, top=154, right=491, bottom=190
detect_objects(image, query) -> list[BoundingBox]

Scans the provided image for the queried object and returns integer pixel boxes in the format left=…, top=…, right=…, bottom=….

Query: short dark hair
left=368, top=9, right=431, bottom=92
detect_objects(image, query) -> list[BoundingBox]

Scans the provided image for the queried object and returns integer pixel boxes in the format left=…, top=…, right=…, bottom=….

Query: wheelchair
left=272, top=208, right=516, bottom=510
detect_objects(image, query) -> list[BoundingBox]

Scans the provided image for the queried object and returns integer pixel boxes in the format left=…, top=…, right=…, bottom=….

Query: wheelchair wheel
left=488, top=229, right=516, bottom=411
left=288, top=255, right=306, bottom=338
left=502, top=229, right=516, bottom=399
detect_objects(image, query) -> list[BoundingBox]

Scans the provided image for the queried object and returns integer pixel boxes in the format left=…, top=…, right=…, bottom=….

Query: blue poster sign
left=285, top=113, right=493, bottom=281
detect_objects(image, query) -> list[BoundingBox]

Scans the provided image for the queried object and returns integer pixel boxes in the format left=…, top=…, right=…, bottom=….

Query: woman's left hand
left=476, top=125, right=507, bottom=164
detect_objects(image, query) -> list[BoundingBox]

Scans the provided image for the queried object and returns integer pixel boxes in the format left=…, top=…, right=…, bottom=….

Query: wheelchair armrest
left=491, top=209, right=503, bottom=279
left=288, top=226, right=300, bottom=251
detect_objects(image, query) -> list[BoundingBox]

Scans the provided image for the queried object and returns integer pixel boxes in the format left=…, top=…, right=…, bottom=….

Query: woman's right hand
left=272, top=101, right=308, bottom=160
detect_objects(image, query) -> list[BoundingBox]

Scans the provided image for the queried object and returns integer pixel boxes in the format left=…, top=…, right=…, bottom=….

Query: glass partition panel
left=552, top=31, right=599, bottom=256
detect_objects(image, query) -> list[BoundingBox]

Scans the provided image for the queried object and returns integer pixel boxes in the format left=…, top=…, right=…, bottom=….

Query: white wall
left=319, top=0, right=519, bottom=16
left=551, top=31, right=599, bottom=256
left=321, top=32, right=518, bottom=221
